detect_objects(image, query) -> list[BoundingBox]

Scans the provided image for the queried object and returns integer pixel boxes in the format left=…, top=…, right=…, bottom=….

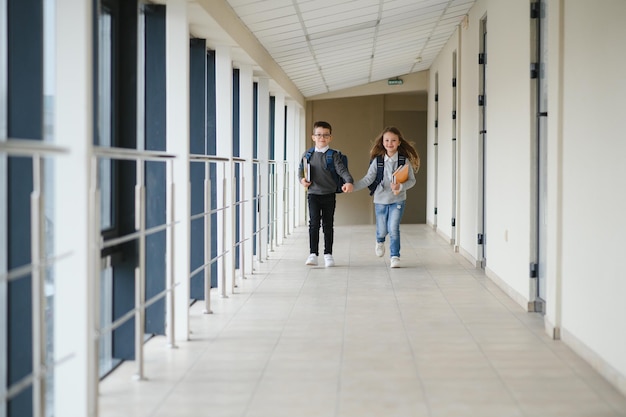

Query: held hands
left=301, top=178, right=353, bottom=193
left=391, top=182, right=402, bottom=195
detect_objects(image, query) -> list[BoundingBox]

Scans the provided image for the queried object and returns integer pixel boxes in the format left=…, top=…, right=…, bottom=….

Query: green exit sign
left=388, top=78, right=403, bottom=85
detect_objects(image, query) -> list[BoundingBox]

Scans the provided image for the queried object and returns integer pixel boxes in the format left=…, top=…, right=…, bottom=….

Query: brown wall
left=306, top=93, right=427, bottom=225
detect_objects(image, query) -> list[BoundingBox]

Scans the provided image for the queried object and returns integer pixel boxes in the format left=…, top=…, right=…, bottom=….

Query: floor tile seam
left=385, top=248, right=435, bottom=417
left=134, top=287, right=266, bottom=417
left=332, top=225, right=354, bottom=417
left=430, top=274, right=538, bottom=415
left=490, top=328, right=626, bottom=411
left=565, top=357, right=626, bottom=413
left=397, top=227, right=624, bottom=411
left=143, top=243, right=301, bottom=417
left=422, top=227, right=561, bottom=359
left=257, top=227, right=612, bottom=413
left=394, top=234, right=526, bottom=416
left=239, top=253, right=317, bottom=417
left=434, top=248, right=605, bottom=389
left=345, top=226, right=623, bottom=412
left=142, top=277, right=270, bottom=416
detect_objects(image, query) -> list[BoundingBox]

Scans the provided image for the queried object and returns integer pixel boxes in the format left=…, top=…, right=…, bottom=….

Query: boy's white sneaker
left=324, top=254, right=335, bottom=267
left=375, top=242, right=385, bottom=257
left=305, top=254, right=318, bottom=266
left=390, top=256, right=401, bottom=268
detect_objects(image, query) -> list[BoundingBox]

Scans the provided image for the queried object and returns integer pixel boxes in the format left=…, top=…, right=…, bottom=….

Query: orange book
left=392, top=164, right=409, bottom=195
left=392, top=164, right=409, bottom=184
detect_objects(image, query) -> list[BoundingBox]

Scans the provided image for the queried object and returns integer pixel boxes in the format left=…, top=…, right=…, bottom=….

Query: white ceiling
left=189, top=0, right=476, bottom=98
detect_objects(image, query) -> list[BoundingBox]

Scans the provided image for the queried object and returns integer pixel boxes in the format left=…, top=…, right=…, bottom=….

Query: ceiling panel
left=222, top=0, right=476, bottom=97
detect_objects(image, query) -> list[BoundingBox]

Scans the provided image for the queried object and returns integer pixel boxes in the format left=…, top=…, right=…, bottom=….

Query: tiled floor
left=99, top=224, right=626, bottom=417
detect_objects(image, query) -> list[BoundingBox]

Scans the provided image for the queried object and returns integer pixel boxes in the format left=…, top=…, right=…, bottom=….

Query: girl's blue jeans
left=375, top=201, right=406, bottom=257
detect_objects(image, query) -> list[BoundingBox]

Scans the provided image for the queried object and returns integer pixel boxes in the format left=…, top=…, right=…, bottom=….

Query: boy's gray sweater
left=299, top=149, right=353, bottom=195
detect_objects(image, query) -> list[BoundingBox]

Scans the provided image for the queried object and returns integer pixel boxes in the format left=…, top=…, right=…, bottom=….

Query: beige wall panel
left=383, top=110, right=427, bottom=224
left=306, top=94, right=426, bottom=226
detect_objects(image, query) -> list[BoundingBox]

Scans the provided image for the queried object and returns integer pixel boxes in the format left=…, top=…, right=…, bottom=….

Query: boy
left=299, top=121, right=353, bottom=267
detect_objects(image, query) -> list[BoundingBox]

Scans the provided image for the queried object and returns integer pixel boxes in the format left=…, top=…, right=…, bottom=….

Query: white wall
left=428, top=37, right=458, bottom=242
left=431, top=0, right=534, bottom=304
left=457, top=13, right=480, bottom=262
left=482, top=0, right=533, bottom=302
left=558, top=0, right=626, bottom=392
left=429, top=0, right=626, bottom=395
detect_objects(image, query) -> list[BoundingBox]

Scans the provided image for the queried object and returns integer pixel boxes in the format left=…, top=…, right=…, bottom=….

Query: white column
left=544, top=0, right=564, bottom=340
left=165, top=0, right=190, bottom=341
left=256, top=78, right=270, bottom=261
left=54, top=0, right=93, bottom=415
left=239, top=65, right=254, bottom=277
left=273, top=92, right=286, bottom=244
left=297, top=109, right=307, bottom=227
left=215, top=46, right=234, bottom=295
left=285, top=101, right=297, bottom=235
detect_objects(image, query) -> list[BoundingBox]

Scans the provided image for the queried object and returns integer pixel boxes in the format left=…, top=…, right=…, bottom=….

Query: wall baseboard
left=458, top=246, right=481, bottom=268
left=484, top=267, right=530, bottom=311
left=434, top=226, right=450, bottom=243
left=544, top=317, right=561, bottom=340
left=429, top=224, right=626, bottom=399
left=561, top=328, right=626, bottom=398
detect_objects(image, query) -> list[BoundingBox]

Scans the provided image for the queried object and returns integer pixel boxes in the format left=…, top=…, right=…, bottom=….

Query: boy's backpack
left=367, top=154, right=406, bottom=195
left=304, top=146, right=348, bottom=193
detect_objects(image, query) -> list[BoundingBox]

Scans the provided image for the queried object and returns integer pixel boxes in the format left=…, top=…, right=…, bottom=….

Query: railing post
left=133, top=164, right=146, bottom=380
left=30, top=156, right=45, bottom=417
left=203, top=161, right=212, bottom=313
left=166, top=159, right=178, bottom=346
left=89, top=155, right=101, bottom=417
left=231, top=169, right=237, bottom=294
left=220, top=174, right=228, bottom=298
left=240, top=173, right=246, bottom=280
left=269, top=169, right=275, bottom=252
left=284, top=162, right=290, bottom=236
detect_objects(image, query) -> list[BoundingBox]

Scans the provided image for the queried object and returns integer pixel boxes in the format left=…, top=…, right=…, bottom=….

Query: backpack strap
left=367, top=155, right=385, bottom=195
left=305, top=147, right=335, bottom=172
left=367, top=154, right=407, bottom=195
left=325, top=148, right=336, bottom=173
left=304, top=146, right=315, bottom=161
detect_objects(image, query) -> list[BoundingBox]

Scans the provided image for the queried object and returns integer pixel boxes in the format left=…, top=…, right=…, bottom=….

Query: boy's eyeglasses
left=313, top=134, right=331, bottom=138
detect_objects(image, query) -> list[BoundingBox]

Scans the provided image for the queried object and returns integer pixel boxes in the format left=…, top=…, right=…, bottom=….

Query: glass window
left=98, top=9, right=113, bottom=230
left=98, top=264, right=119, bottom=376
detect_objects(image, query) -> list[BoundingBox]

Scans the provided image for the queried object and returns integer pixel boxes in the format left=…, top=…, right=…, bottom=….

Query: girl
left=353, top=127, right=420, bottom=268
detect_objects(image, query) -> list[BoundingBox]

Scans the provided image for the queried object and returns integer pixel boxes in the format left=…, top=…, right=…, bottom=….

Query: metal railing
left=0, top=139, right=69, bottom=417
left=188, top=155, right=231, bottom=307
left=1, top=140, right=289, bottom=417
left=268, top=160, right=278, bottom=252
left=188, top=155, right=280, bottom=303
left=90, top=146, right=178, bottom=387
left=282, top=160, right=291, bottom=238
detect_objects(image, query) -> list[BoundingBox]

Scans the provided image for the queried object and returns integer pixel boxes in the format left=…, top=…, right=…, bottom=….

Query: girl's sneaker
left=390, top=256, right=401, bottom=268
left=375, top=242, right=385, bottom=257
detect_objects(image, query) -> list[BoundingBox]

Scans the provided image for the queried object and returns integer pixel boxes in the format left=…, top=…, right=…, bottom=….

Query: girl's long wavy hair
left=369, top=126, right=420, bottom=172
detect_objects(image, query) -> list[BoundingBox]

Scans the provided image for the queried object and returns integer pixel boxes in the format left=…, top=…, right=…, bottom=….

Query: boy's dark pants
left=307, top=193, right=336, bottom=255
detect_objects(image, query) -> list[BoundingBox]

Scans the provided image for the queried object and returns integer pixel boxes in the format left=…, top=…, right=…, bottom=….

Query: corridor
left=98, top=225, right=626, bottom=417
